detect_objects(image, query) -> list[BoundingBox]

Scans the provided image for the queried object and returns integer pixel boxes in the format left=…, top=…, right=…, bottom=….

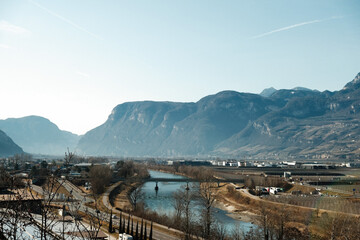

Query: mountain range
left=1, top=72, right=359, bottom=159
left=77, top=73, right=360, bottom=159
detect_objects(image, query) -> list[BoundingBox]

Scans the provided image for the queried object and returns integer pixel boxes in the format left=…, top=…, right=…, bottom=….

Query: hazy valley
left=1, top=72, right=360, bottom=159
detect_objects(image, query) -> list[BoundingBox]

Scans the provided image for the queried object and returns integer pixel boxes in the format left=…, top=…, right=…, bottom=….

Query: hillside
left=77, top=72, right=360, bottom=159
left=0, top=130, right=23, bottom=157
left=216, top=73, right=360, bottom=159
left=0, top=116, right=80, bottom=156
left=77, top=92, right=285, bottom=156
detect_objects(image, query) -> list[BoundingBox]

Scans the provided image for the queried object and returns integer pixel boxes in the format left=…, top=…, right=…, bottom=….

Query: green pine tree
left=131, top=218, right=134, bottom=236
left=135, top=221, right=139, bottom=240
left=108, top=210, right=113, bottom=233
left=126, top=214, right=130, bottom=234
left=149, top=222, right=153, bottom=240
left=144, top=222, right=147, bottom=240
left=119, top=212, right=122, bottom=233
left=140, top=219, right=144, bottom=240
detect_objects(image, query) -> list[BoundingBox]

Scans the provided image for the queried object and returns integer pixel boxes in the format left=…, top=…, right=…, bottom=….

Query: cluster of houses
left=209, top=160, right=358, bottom=169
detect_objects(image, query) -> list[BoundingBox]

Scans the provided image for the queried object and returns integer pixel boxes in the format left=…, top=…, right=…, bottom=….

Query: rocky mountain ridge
left=2, top=73, right=359, bottom=159
left=77, top=73, right=360, bottom=159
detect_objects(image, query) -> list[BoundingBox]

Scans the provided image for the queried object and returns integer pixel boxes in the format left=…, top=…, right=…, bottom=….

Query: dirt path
left=102, top=181, right=123, bottom=210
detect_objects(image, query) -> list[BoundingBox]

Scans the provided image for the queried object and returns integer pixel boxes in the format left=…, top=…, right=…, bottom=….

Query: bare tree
left=37, top=176, right=65, bottom=240
left=64, top=148, right=75, bottom=169
left=1, top=163, right=67, bottom=240
left=257, top=204, right=270, bottom=240
left=0, top=172, right=29, bottom=240
left=89, top=165, right=112, bottom=195
left=198, top=181, right=217, bottom=239
left=1, top=151, right=109, bottom=240
left=173, top=188, right=195, bottom=240
left=323, top=213, right=360, bottom=240
left=271, top=204, right=291, bottom=240
left=244, top=177, right=256, bottom=189
left=213, top=222, right=227, bottom=240
left=230, top=225, right=244, bottom=240
left=172, top=190, right=184, bottom=225
left=130, top=186, right=143, bottom=211
left=66, top=194, right=106, bottom=240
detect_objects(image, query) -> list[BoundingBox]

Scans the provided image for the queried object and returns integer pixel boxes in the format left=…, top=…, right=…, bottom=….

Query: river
left=141, top=170, right=253, bottom=233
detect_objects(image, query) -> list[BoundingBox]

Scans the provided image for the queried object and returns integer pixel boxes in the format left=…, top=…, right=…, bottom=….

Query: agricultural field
left=343, top=169, right=360, bottom=177
left=263, top=195, right=360, bottom=215
left=325, top=184, right=360, bottom=193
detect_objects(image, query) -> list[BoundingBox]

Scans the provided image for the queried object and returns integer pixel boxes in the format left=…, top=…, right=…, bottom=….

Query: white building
left=119, top=233, right=133, bottom=240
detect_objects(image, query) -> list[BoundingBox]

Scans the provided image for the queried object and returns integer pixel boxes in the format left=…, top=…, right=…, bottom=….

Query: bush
left=227, top=185, right=235, bottom=194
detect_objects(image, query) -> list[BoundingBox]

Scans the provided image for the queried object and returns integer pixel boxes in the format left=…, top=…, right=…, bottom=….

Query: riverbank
left=147, top=166, right=188, bottom=177
left=147, top=166, right=258, bottom=223
left=110, top=181, right=142, bottom=211
left=213, top=199, right=256, bottom=223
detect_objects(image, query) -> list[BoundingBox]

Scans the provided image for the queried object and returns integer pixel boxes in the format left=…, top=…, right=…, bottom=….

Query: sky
left=0, top=0, right=359, bottom=135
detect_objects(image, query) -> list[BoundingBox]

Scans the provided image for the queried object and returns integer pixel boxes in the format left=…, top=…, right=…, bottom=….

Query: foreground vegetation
left=1, top=153, right=360, bottom=240
left=144, top=164, right=360, bottom=240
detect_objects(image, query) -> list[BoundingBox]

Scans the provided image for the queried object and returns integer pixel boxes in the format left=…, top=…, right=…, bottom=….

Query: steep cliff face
left=215, top=73, right=360, bottom=159
left=77, top=91, right=284, bottom=156
left=78, top=101, right=194, bottom=156
left=78, top=73, right=360, bottom=159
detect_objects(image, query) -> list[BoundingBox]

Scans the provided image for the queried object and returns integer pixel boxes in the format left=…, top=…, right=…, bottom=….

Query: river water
left=141, top=170, right=253, bottom=232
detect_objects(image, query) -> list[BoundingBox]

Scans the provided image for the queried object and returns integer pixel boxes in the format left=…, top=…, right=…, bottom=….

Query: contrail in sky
left=251, top=16, right=343, bottom=39
left=28, top=0, right=102, bottom=40
left=0, top=20, right=30, bottom=34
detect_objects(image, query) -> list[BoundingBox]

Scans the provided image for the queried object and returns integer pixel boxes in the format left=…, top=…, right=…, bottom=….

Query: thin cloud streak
left=28, top=0, right=102, bottom=40
left=76, top=71, right=90, bottom=78
left=251, top=16, right=343, bottom=39
left=0, top=20, right=30, bottom=34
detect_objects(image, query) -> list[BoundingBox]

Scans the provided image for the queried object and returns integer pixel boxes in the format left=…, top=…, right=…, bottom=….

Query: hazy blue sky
left=0, top=0, right=359, bottom=134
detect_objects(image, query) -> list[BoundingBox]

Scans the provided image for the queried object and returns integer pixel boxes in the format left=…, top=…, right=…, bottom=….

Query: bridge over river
left=111, top=176, right=245, bottom=191
left=114, top=177, right=245, bottom=183
left=146, top=177, right=245, bottom=183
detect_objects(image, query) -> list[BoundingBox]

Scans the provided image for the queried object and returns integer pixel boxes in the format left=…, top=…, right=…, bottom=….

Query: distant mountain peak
left=343, top=72, right=360, bottom=90
left=292, top=86, right=319, bottom=92
left=354, top=72, right=360, bottom=82
left=260, top=87, right=277, bottom=97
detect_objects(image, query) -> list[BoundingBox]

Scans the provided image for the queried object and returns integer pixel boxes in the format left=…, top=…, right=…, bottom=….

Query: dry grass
left=84, top=181, right=135, bottom=214
left=287, top=184, right=316, bottom=194
left=38, top=180, right=72, bottom=197
left=78, top=186, right=91, bottom=195
left=56, top=185, right=72, bottom=197
left=111, top=183, right=137, bottom=212
left=263, top=195, right=360, bottom=215
left=320, top=189, right=353, bottom=197
left=326, top=184, right=360, bottom=193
